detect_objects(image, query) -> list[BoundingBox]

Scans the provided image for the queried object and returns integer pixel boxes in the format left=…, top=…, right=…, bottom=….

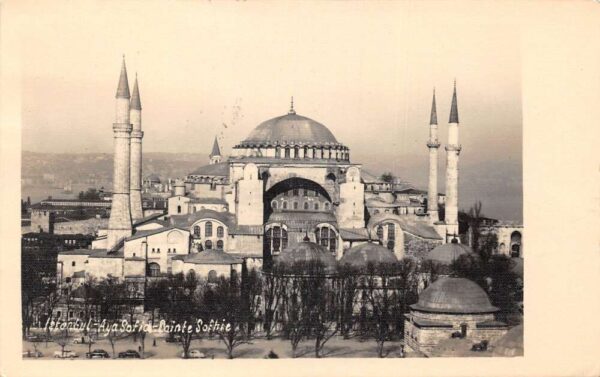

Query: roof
left=189, top=197, right=228, bottom=205
left=145, top=174, right=161, bottom=182
left=339, top=228, right=370, bottom=241
left=132, top=212, right=166, bottom=226
left=267, top=211, right=337, bottom=230
left=238, top=113, right=342, bottom=147
left=116, top=57, right=130, bottom=99
left=230, top=224, right=263, bottom=235
left=88, top=249, right=123, bottom=259
left=126, top=226, right=188, bottom=241
left=339, top=242, right=398, bottom=268
left=275, top=240, right=337, bottom=274
left=189, top=162, right=229, bottom=176
left=361, top=170, right=385, bottom=184
left=210, top=137, right=221, bottom=157
left=180, top=250, right=242, bottom=265
left=449, top=81, right=459, bottom=123
left=58, top=249, right=95, bottom=256
left=169, top=209, right=236, bottom=228
left=425, top=241, right=476, bottom=264
left=130, top=76, right=142, bottom=110
left=411, top=277, right=498, bottom=314
left=367, top=213, right=443, bottom=240
left=492, top=325, right=523, bottom=357
left=412, top=317, right=453, bottom=328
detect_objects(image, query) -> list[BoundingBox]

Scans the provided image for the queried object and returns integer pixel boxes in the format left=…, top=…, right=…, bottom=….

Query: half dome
left=340, top=242, right=398, bottom=268
left=425, top=242, right=476, bottom=265
left=239, top=113, right=341, bottom=147
left=411, top=277, right=498, bottom=314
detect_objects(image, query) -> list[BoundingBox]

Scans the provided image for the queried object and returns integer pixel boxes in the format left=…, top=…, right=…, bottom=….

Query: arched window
left=293, top=201, right=299, bottom=210
left=205, top=221, right=213, bottom=237
left=387, top=223, right=395, bottom=250
left=177, top=205, right=182, bottom=214
left=208, top=270, right=218, bottom=283
left=282, top=201, right=288, bottom=210
left=216, top=240, right=224, bottom=250
left=193, top=226, right=200, bottom=237
left=148, top=263, right=160, bottom=277
left=271, top=200, right=278, bottom=210
left=266, top=226, right=287, bottom=254
left=217, top=226, right=224, bottom=238
left=315, top=226, right=337, bottom=254
left=314, top=203, right=319, bottom=210
left=304, top=202, right=309, bottom=210
left=294, top=146, right=299, bottom=158
left=275, top=146, right=281, bottom=158
left=324, top=202, right=330, bottom=211
left=205, top=240, right=212, bottom=250
left=376, top=225, right=384, bottom=240
left=373, top=209, right=380, bottom=214
left=285, top=147, right=290, bottom=158
left=303, top=146, right=308, bottom=158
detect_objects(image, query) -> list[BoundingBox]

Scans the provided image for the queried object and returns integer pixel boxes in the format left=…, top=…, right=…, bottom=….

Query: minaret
left=107, top=56, right=133, bottom=250
left=129, top=74, right=144, bottom=221
left=427, top=88, right=440, bottom=224
left=444, top=80, right=461, bottom=241
left=209, top=136, right=222, bottom=164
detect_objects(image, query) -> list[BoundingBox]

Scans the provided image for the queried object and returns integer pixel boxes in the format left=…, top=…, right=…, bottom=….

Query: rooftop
left=411, top=277, right=498, bottom=314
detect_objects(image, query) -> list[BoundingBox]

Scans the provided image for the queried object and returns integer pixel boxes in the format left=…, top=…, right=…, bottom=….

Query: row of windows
left=192, top=222, right=224, bottom=238
left=283, top=188, right=317, bottom=197
left=376, top=223, right=396, bottom=251
left=264, top=226, right=337, bottom=254
left=271, top=201, right=330, bottom=211
left=197, top=240, right=224, bottom=251
left=274, top=145, right=350, bottom=161
left=372, top=207, right=424, bottom=215
left=150, top=248, right=177, bottom=253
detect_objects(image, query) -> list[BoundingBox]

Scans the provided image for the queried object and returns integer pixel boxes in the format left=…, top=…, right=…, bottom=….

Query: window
left=285, top=147, right=290, bottom=158
left=315, top=227, right=337, bottom=254
left=205, top=240, right=212, bottom=250
left=72, top=261, right=76, bottom=267
left=303, top=146, right=308, bottom=158
left=193, top=226, right=200, bottom=237
left=294, top=146, right=299, bottom=158
left=282, top=201, right=288, bottom=210
left=217, top=240, right=224, bottom=250
left=293, top=188, right=298, bottom=196
left=304, top=189, right=309, bottom=197
left=314, top=203, right=319, bottom=210
left=324, top=202, right=330, bottom=211
left=205, top=221, right=213, bottom=237
left=152, top=248, right=155, bottom=253
left=293, top=202, right=299, bottom=210
left=148, top=263, right=160, bottom=277
left=376, top=225, right=384, bottom=240
left=217, top=226, right=224, bottom=238
left=177, top=205, right=181, bottom=214
left=304, top=202, right=309, bottom=210
left=65, top=277, right=71, bottom=283
left=266, top=226, right=287, bottom=254
left=275, top=146, right=281, bottom=158
left=271, top=201, right=278, bottom=210
left=208, top=270, right=218, bottom=283
left=157, top=248, right=160, bottom=253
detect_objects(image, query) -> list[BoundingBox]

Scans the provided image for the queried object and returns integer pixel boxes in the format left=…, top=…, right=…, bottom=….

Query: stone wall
left=404, top=232, right=441, bottom=259
left=54, top=218, right=108, bottom=236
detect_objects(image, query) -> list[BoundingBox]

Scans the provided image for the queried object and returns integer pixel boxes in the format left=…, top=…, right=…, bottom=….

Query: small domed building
left=404, top=277, right=508, bottom=355
left=274, top=236, right=338, bottom=275
left=339, top=242, right=399, bottom=270
left=424, top=239, right=477, bottom=265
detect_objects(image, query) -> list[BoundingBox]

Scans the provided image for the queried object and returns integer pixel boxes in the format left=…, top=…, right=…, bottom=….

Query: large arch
left=263, top=177, right=333, bottom=219
left=510, top=231, right=522, bottom=258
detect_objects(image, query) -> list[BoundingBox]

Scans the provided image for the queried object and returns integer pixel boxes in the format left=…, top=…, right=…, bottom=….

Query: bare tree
left=106, top=326, right=128, bottom=358
left=262, top=264, right=286, bottom=339
left=365, top=262, right=398, bottom=358
left=53, top=330, right=71, bottom=358
left=213, top=275, right=251, bottom=359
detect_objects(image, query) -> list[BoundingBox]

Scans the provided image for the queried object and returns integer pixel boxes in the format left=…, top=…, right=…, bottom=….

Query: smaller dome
left=275, top=241, right=337, bottom=274
left=340, top=242, right=398, bottom=268
left=425, top=241, right=476, bottom=264
left=411, top=277, right=498, bottom=314
left=492, top=324, right=523, bottom=357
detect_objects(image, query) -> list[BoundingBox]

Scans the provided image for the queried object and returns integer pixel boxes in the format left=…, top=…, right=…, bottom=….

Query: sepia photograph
left=1, top=1, right=599, bottom=376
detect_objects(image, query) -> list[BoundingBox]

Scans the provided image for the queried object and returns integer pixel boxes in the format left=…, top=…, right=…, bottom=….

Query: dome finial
left=289, top=96, right=296, bottom=115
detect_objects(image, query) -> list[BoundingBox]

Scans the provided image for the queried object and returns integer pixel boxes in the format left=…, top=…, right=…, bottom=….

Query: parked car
left=53, top=350, right=78, bottom=359
left=26, top=334, right=47, bottom=342
left=86, top=349, right=110, bottom=359
left=118, top=350, right=141, bottom=359
left=22, top=350, right=43, bottom=358
left=181, top=349, right=206, bottom=359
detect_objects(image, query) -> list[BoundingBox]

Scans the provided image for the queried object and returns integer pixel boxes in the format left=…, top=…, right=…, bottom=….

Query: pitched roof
left=126, top=226, right=188, bottom=241
left=59, top=249, right=95, bottom=256
left=339, top=228, right=370, bottom=241
left=88, top=249, right=123, bottom=258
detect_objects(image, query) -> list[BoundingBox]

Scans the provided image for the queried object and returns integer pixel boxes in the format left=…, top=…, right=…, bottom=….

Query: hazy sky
left=15, top=1, right=522, bottom=220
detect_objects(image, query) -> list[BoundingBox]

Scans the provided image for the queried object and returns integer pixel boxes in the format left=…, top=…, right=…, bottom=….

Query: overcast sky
left=16, top=1, right=522, bottom=220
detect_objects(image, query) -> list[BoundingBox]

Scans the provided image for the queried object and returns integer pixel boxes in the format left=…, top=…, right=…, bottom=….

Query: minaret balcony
left=427, top=141, right=441, bottom=148
left=445, top=144, right=462, bottom=152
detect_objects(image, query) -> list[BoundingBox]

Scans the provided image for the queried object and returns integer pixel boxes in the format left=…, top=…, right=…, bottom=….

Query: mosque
left=57, top=57, right=468, bottom=285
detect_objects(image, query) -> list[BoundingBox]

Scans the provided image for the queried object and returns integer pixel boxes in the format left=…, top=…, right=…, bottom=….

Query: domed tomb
left=411, top=277, right=498, bottom=314
left=339, top=242, right=398, bottom=269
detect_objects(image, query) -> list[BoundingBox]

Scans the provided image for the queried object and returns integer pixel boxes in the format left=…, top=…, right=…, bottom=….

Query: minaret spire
left=209, top=136, right=222, bottom=164
left=130, top=74, right=142, bottom=110
left=430, top=88, right=438, bottom=125
left=449, top=79, right=459, bottom=124
left=116, top=55, right=131, bottom=99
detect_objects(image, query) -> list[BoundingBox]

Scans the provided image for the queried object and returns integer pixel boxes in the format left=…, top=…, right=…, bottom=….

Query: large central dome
left=239, top=112, right=340, bottom=147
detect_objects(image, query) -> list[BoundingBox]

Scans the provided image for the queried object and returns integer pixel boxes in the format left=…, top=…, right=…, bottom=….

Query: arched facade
left=190, top=218, right=229, bottom=252
left=366, top=213, right=406, bottom=259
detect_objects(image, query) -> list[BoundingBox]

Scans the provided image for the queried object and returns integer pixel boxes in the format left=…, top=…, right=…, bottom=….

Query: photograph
left=14, top=1, right=528, bottom=362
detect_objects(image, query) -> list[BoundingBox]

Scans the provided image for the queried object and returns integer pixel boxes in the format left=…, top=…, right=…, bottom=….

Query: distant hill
left=22, top=150, right=522, bottom=222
